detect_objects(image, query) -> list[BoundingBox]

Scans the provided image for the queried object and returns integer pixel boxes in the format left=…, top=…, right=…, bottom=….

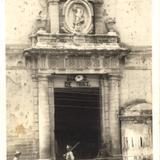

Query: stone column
left=99, top=75, right=110, bottom=156
left=108, top=73, right=121, bottom=156
left=38, top=74, right=51, bottom=160
left=48, top=0, right=60, bottom=33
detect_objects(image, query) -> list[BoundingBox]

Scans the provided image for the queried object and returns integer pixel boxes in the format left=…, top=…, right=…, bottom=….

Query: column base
left=110, top=155, right=122, bottom=160
left=96, top=156, right=122, bottom=160
left=97, top=147, right=112, bottom=157
left=38, top=159, right=52, bottom=160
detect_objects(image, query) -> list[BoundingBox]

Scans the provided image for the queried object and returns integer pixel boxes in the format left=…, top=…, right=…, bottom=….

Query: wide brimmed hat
left=14, top=151, right=21, bottom=156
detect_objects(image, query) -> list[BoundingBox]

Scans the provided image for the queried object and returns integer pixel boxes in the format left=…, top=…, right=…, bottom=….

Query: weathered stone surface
left=6, top=69, right=37, bottom=160
left=48, top=0, right=60, bottom=33
left=120, top=69, right=152, bottom=107
left=29, top=33, right=120, bottom=48
left=120, top=103, right=152, bottom=159
left=6, top=0, right=152, bottom=159
left=6, top=0, right=151, bottom=46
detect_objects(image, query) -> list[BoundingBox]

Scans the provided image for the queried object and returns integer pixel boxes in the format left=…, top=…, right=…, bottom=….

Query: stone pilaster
left=108, top=73, right=121, bottom=156
left=48, top=0, right=60, bottom=33
left=38, top=74, right=51, bottom=160
left=48, top=76, right=56, bottom=160
left=99, top=75, right=110, bottom=156
left=32, top=73, right=39, bottom=159
left=94, top=0, right=104, bottom=34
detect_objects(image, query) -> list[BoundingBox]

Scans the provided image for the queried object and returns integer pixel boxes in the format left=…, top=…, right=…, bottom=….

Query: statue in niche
left=72, top=4, right=85, bottom=32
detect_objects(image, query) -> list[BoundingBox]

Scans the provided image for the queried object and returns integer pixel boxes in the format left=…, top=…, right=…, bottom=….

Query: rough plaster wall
left=104, top=0, right=151, bottom=46
left=6, top=0, right=43, bottom=44
left=6, top=68, right=36, bottom=159
left=6, top=0, right=151, bottom=46
left=120, top=50, right=152, bottom=107
left=121, top=122, right=152, bottom=156
left=120, top=69, right=151, bottom=106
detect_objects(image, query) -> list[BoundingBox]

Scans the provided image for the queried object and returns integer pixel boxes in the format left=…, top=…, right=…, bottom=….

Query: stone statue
left=103, top=9, right=118, bottom=36
left=72, top=4, right=85, bottom=32
left=36, top=11, right=47, bottom=33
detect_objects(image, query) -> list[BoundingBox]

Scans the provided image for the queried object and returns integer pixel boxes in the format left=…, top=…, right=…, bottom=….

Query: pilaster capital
left=99, top=74, right=109, bottom=87
left=107, top=73, right=122, bottom=81
left=48, top=0, right=59, bottom=4
left=89, top=0, right=104, bottom=4
left=99, top=74, right=108, bottom=80
left=32, top=74, right=38, bottom=83
left=37, top=74, right=50, bottom=81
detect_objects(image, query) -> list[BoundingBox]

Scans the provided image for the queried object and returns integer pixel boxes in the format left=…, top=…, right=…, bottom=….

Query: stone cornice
left=89, top=0, right=104, bottom=4
left=24, top=47, right=129, bottom=56
left=107, top=73, right=122, bottom=80
left=48, top=0, right=59, bottom=4
left=119, top=115, right=152, bottom=122
left=130, top=46, right=152, bottom=52
left=25, top=33, right=130, bottom=56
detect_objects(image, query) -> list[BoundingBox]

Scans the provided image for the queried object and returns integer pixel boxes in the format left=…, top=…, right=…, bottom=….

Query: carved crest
left=62, top=0, right=93, bottom=34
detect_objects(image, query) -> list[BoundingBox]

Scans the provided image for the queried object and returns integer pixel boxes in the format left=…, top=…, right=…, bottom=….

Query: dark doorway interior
left=54, top=88, right=100, bottom=159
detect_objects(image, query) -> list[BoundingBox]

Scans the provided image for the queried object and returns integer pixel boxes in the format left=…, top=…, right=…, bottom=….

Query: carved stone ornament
left=62, top=0, right=93, bottom=34
left=36, top=11, right=48, bottom=33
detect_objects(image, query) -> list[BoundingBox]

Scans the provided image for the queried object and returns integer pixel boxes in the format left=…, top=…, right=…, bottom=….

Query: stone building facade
left=6, top=0, right=152, bottom=160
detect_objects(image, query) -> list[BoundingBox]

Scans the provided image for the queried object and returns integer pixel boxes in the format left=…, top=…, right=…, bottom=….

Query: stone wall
left=6, top=45, right=152, bottom=159
left=6, top=0, right=151, bottom=46
left=6, top=46, right=38, bottom=160
left=6, top=0, right=152, bottom=159
left=104, top=0, right=151, bottom=46
left=120, top=103, right=152, bottom=159
left=120, top=47, right=152, bottom=107
left=121, top=122, right=152, bottom=159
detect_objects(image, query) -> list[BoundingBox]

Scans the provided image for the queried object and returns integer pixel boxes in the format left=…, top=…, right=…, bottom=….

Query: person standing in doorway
left=63, top=145, right=75, bottom=160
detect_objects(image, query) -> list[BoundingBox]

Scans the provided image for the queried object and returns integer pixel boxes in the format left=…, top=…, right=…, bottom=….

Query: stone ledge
left=30, top=33, right=122, bottom=49
left=24, top=47, right=129, bottom=56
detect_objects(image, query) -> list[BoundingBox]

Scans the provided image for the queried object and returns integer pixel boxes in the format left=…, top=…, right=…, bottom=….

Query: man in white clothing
left=13, top=151, right=21, bottom=160
left=63, top=145, right=75, bottom=160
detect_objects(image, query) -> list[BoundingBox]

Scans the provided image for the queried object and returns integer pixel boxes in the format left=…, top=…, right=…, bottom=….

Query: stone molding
left=29, top=33, right=121, bottom=48
left=119, top=115, right=152, bottom=122
left=48, top=0, right=59, bottom=4
left=120, top=103, right=152, bottom=122
left=89, top=0, right=104, bottom=4
left=37, top=74, right=50, bottom=81
left=24, top=54, right=123, bottom=73
left=38, top=159, right=51, bottom=160
left=108, top=73, right=122, bottom=80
